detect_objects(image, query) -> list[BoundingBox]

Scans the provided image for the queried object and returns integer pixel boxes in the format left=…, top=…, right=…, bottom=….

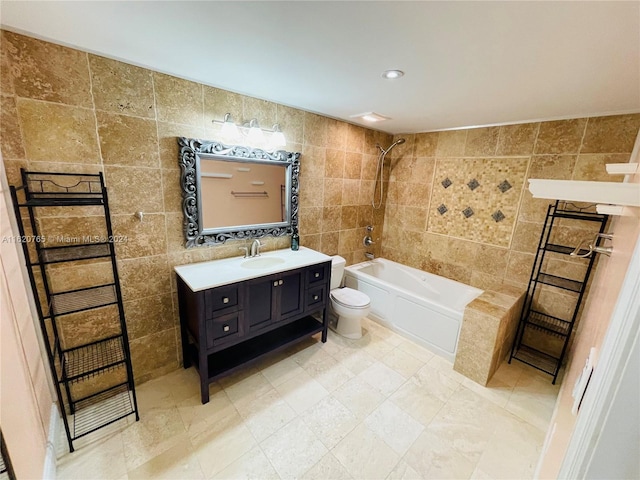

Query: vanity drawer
left=205, top=284, right=240, bottom=317
left=306, top=262, right=329, bottom=288
left=305, top=285, right=327, bottom=310
left=206, top=311, right=243, bottom=349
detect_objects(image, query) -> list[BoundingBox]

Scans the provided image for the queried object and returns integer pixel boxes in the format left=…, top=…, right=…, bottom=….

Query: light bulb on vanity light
left=220, top=113, right=240, bottom=143
left=246, top=118, right=265, bottom=147
left=271, top=124, right=286, bottom=149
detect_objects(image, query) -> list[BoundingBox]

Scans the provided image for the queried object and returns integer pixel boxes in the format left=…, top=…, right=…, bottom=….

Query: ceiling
left=1, top=1, right=638, bottom=134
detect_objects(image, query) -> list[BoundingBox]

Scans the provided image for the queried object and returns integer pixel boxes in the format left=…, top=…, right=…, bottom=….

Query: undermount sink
left=241, top=256, right=287, bottom=269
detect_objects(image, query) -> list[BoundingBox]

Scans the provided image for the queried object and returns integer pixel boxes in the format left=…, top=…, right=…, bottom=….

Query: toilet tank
left=330, top=255, right=346, bottom=290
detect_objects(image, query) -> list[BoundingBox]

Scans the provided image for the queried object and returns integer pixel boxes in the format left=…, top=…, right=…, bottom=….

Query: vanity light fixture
left=212, top=113, right=287, bottom=150
left=382, top=69, right=404, bottom=79
left=350, top=112, right=391, bottom=123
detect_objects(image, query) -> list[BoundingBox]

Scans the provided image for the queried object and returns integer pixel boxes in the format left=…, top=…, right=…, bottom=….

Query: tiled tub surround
left=55, top=319, right=560, bottom=480
left=454, top=286, right=526, bottom=386
left=0, top=30, right=392, bottom=383
left=383, top=116, right=640, bottom=293
left=382, top=115, right=640, bottom=375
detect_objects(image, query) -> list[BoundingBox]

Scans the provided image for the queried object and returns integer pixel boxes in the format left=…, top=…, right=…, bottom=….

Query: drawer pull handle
left=278, top=280, right=284, bottom=285
left=273, top=281, right=278, bottom=287
left=314, top=272, right=320, bottom=278
left=222, top=297, right=229, bottom=304
left=223, top=325, right=230, bottom=332
left=313, top=295, right=319, bottom=300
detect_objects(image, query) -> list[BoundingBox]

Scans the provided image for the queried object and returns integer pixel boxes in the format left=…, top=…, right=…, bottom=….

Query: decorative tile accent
left=492, top=210, right=505, bottom=222
left=428, top=157, right=529, bottom=247
left=467, top=178, right=480, bottom=191
left=462, top=207, right=474, bottom=218
left=441, top=178, right=452, bottom=189
left=437, top=204, right=448, bottom=215
left=497, top=180, right=512, bottom=193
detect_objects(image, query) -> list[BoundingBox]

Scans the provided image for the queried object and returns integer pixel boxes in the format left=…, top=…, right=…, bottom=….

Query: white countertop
left=174, top=246, right=332, bottom=292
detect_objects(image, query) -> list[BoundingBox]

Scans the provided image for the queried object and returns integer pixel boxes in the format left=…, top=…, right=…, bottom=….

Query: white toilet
left=329, top=256, right=371, bottom=339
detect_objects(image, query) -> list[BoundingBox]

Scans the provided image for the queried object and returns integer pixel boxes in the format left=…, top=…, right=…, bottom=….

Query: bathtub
left=344, top=258, right=483, bottom=362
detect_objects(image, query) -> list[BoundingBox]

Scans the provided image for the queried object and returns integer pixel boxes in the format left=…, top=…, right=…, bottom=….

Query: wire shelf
left=71, top=384, right=136, bottom=439
left=512, top=344, right=560, bottom=376
left=50, top=284, right=117, bottom=316
left=537, top=273, right=583, bottom=293
left=544, top=243, right=590, bottom=257
left=62, top=336, right=127, bottom=383
left=40, top=243, right=111, bottom=264
left=526, top=310, right=571, bottom=337
left=553, top=202, right=607, bottom=222
left=19, top=195, right=104, bottom=207
left=12, top=171, right=104, bottom=206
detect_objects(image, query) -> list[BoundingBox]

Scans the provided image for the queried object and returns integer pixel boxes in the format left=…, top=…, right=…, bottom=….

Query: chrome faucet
left=250, top=239, right=264, bottom=257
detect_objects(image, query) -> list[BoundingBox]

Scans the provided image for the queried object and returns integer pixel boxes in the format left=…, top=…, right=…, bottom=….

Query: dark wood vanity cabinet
left=246, top=269, right=305, bottom=334
left=177, top=261, right=330, bottom=403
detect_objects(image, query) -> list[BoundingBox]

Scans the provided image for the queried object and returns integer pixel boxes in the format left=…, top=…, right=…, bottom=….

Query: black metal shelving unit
left=9, top=170, right=139, bottom=452
left=0, top=428, right=15, bottom=480
left=509, top=200, right=609, bottom=383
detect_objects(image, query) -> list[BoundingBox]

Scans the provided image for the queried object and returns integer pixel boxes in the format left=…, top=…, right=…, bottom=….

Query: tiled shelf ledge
left=453, top=285, right=526, bottom=386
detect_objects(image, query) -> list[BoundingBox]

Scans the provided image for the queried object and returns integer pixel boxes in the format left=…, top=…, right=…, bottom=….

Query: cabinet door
left=246, top=276, right=276, bottom=333
left=278, top=269, right=304, bottom=321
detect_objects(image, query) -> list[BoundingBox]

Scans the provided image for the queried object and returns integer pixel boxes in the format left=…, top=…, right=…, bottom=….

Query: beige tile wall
left=383, top=115, right=640, bottom=294
left=0, top=30, right=391, bottom=383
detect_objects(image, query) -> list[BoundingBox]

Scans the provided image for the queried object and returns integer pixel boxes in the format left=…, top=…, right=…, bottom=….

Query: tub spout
left=365, top=252, right=374, bottom=260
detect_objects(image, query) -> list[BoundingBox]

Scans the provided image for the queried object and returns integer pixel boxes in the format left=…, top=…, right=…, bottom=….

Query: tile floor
left=56, top=318, right=560, bottom=479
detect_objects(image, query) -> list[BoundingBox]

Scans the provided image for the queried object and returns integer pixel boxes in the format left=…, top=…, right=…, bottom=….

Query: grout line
left=86, top=52, right=108, bottom=180
left=148, top=72, right=182, bottom=363
left=577, top=117, right=590, bottom=157
left=573, top=118, right=591, bottom=180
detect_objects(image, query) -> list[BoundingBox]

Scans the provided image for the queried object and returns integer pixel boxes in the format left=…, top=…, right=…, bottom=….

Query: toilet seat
left=330, top=287, right=370, bottom=309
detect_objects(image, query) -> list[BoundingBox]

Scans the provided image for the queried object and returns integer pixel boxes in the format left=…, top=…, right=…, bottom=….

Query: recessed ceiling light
left=350, top=112, right=391, bottom=123
left=382, top=69, right=404, bottom=79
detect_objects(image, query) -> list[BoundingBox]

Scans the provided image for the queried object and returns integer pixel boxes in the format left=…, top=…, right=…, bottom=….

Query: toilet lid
left=331, top=287, right=370, bottom=308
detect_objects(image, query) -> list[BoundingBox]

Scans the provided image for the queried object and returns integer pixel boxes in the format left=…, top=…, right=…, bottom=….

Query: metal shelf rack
left=509, top=200, right=609, bottom=383
left=10, top=170, right=139, bottom=452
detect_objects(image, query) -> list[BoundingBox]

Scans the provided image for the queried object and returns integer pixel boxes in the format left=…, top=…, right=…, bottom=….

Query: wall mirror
left=178, top=137, right=300, bottom=247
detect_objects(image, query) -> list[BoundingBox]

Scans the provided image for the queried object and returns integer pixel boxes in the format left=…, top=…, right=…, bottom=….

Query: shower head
left=377, top=138, right=407, bottom=155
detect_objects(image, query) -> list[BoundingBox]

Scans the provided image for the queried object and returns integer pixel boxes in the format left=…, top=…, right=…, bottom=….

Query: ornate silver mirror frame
left=178, top=137, right=300, bottom=247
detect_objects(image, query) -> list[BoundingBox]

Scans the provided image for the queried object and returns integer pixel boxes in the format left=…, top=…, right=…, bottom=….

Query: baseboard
left=42, top=404, right=60, bottom=480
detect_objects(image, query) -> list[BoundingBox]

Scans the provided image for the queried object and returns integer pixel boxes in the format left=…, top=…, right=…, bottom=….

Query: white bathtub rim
left=346, top=266, right=466, bottom=318
left=346, top=258, right=483, bottom=313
